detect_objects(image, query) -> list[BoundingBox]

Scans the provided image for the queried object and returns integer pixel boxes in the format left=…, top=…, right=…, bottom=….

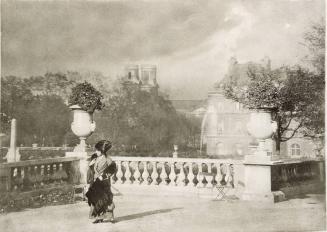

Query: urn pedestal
left=242, top=108, right=277, bottom=203
left=66, top=105, right=96, bottom=185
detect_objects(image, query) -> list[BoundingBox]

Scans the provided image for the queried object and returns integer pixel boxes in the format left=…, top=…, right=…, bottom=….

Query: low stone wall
left=0, top=157, right=80, bottom=213
left=0, top=185, right=75, bottom=213
left=271, top=160, right=325, bottom=200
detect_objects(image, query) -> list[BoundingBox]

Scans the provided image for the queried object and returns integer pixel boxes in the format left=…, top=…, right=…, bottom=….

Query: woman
left=86, top=140, right=117, bottom=224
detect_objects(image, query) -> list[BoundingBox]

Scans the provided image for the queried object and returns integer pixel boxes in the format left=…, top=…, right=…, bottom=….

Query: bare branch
left=280, top=111, right=293, bottom=133
left=281, top=121, right=303, bottom=142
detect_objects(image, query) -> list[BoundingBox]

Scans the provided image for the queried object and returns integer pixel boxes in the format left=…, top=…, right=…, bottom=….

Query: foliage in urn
left=68, top=81, right=105, bottom=113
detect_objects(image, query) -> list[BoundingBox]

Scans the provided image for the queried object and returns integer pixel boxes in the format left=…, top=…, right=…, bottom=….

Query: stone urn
left=70, top=105, right=96, bottom=152
left=246, top=108, right=277, bottom=162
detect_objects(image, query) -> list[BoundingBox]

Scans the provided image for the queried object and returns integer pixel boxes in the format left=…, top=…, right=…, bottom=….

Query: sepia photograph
left=0, top=0, right=325, bottom=231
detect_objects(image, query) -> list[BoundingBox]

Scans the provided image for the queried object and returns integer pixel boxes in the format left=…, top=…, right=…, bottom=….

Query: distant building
left=123, top=64, right=158, bottom=92
left=202, top=57, right=318, bottom=159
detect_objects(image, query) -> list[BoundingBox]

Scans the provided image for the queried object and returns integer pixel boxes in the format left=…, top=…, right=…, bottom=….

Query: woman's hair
left=95, top=140, right=112, bottom=155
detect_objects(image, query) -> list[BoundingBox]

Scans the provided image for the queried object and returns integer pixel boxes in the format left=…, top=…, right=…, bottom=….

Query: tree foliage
left=1, top=73, right=200, bottom=152
left=1, top=75, right=70, bottom=146
left=90, top=82, right=200, bottom=153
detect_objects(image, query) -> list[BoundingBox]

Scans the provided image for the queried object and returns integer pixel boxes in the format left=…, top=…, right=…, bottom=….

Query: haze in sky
left=2, top=0, right=325, bottom=99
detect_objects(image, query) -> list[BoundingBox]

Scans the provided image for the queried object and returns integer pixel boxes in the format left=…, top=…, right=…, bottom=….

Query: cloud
left=1, top=0, right=325, bottom=99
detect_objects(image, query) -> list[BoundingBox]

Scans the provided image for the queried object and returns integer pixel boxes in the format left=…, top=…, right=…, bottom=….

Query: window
left=290, top=143, right=301, bottom=156
left=128, top=72, right=132, bottom=80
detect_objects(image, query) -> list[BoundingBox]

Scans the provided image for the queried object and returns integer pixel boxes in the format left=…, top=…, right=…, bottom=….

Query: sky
left=2, top=0, right=325, bottom=99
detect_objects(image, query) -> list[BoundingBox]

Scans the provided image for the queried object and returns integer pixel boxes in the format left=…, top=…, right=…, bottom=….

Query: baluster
left=12, top=168, right=18, bottom=190
left=219, top=163, right=228, bottom=185
left=34, top=165, right=40, bottom=188
left=124, top=161, right=132, bottom=184
left=151, top=161, right=158, bottom=185
left=229, top=164, right=235, bottom=188
left=133, top=161, right=141, bottom=184
left=169, top=162, right=176, bottom=186
left=215, top=163, right=222, bottom=186
left=20, top=167, right=25, bottom=190
left=187, top=162, right=195, bottom=187
left=225, top=163, right=232, bottom=187
left=197, top=163, right=204, bottom=187
left=26, top=166, right=33, bottom=189
left=206, top=163, right=213, bottom=188
left=142, top=161, right=149, bottom=185
left=115, top=161, right=124, bottom=184
left=161, top=162, right=169, bottom=185
left=176, top=162, right=185, bottom=186
left=51, top=164, right=58, bottom=185
left=156, top=162, right=164, bottom=185
left=45, top=165, right=51, bottom=185
left=40, top=165, right=45, bottom=187
left=16, top=167, right=23, bottom=190
left=58, top=163, right=68, bottom=183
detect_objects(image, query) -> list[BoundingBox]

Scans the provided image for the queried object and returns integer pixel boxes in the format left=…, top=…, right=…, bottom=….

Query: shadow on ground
left=114, top=207, right=183, bottom=223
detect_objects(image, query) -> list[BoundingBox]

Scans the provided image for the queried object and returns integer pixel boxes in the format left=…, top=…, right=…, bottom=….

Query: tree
left=223, top=21, right=325, bottom=154
left=224, top=65, right=318, bottom=154
left=299, top=20, right=325, bottom=138
left=1, top=76, right=71, bottom=146
left=27, top=95, right=70, bottom=146
left=1, top=76, right=34, bottom=138
left=303, top=20, right=325, bottom=74
left=94, top=81, right=197, bottom=154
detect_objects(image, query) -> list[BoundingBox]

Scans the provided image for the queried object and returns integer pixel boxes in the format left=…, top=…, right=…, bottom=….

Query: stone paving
left=0, top=193, right=325, bottom=232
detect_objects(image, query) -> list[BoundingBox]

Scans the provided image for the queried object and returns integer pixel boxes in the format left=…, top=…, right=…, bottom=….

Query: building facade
left=124, top=64, right=158, bottom=92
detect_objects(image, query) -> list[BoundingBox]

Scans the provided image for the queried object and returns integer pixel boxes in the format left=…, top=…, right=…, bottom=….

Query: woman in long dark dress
left=86, top=140, right=117, bottom=224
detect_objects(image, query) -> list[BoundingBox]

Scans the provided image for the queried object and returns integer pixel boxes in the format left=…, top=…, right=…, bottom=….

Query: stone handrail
left=0, top=157, right=80, bottom=192
left=110, top=156, right=243, bottom=188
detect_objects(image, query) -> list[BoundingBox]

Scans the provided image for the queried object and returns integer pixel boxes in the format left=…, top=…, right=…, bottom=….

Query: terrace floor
left=0, top=193, right=325, bottom=232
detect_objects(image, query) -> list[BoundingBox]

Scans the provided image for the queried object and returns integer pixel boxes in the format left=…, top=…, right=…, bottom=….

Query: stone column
left=6, top=119, right=20, bottom=162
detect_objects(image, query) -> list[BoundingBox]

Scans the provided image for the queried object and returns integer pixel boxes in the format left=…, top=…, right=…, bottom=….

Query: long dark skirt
left=86, top=178, right=113, bottom=217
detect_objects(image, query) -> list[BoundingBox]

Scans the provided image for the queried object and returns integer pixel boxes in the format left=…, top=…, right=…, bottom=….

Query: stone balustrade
left=110, top=156, right=243, bottom=189
left=0, top=157, right=80, bottom=192
left=271, top=160, right=324, bottom=191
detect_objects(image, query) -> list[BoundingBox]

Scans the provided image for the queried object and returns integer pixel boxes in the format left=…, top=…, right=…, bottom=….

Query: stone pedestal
left=66, top=151, right=90, bottom=185
left=242, top=162, right=274, bottom=203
